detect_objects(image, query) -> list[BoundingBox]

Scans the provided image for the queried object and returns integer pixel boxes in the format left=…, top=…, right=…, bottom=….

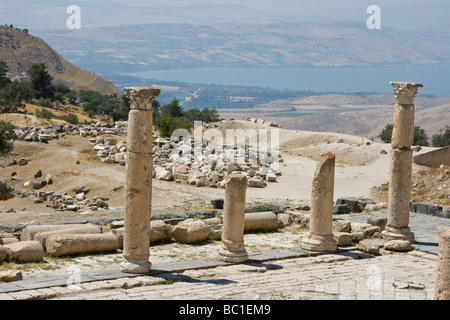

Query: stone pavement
left=0, top=210, right=448, bottom=301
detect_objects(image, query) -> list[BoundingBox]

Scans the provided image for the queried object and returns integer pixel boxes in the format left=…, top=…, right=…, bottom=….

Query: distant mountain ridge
left=38, top=21, right=450, bottom=77
left=0, top=25, right=121, bottom=96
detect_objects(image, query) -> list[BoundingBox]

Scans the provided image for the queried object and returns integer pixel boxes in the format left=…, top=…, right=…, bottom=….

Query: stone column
left=435, top=227, right=450, bottom=300
left=120, top=87, right=160, bottom=274
left=217, top=173, right=248, bottom=263
left=382, top=82, right=422, bottom=243
left=302, top=152, right=337, bottom=252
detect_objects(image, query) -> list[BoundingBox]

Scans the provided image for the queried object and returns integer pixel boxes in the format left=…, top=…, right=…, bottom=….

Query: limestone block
left=172, top=219, right=210, bottom=244
left=203, top=217, right=223, bottom=225
left=277, top=213, right=293, bottom=228
left=20, top=224, right=86, bottom=241
left=247, top=177, right=267, bottom=188
left=150, top=220, right=172, bottom=243
left=333, top=232, right=353, bottom=247
left=367, top=217, right=387, bottom=231
left=383, top=240, right=411, bottom=252
left=208, top=224, right=223, bottom=240
left=352, top=232, right=365, bottom=242
left=333, top=220, right=352, bottom=233
left=350, top=222, right=373, bottom=233
left=362, top=226, right=380, bottom=238
left=46, top=233, right=120, bottom=257
left=357, top=239, right=385, bottom=255
left=5, top=241, right=44, bottom=262
left=0, top=245, right=7, bottom=262
left=34, top=224, right=102, bottom=249
left=244, top=212, right=278, bottom=232
left=1, top=238, right=19, bottom=245
left=155, top=166, right=173, bottom=181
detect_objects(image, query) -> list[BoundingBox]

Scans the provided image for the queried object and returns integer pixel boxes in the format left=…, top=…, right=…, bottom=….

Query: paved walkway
left=0, top=210, right=448, bottom=301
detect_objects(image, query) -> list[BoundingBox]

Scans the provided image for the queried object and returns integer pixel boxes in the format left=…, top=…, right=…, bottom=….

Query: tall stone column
left=435, top=227, right=450, bottom=300
left=302, top=152, right=337, bottom=252
left=217, top=174, right=248, bottom=263
left=120, top=86, right=160, bottom=274
left=382, top=82, right=422, bottom=243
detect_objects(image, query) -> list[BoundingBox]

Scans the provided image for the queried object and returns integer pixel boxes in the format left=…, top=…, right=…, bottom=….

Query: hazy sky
left=75, top=0, right=450, bottom=30
left=3, top=0, right=450, bottom=31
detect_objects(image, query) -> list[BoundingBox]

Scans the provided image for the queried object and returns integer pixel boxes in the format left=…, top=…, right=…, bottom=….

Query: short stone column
left=382, top=82, right=422, bottom=243
left=217, top=174, right=249, bottom=263
left=120, top=86, right=160, bottom=274
left=302, top=152, right=337, bottom=252
left=435, top=227, right=450, bottom=300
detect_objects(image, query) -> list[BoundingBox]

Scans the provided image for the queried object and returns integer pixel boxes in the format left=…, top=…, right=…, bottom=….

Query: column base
left=217, top=245, right=248, bottom=263
left=381, top=226, right=415, bottom=243
left=302, top=234, right=337, bottom=252
left=120, top=258, right=152, bottom=274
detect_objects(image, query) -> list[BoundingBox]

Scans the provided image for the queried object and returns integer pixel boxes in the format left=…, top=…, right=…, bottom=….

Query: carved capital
left=390, top=82, right=423, bottom=105
left=124, top=87, right=161, bottom=110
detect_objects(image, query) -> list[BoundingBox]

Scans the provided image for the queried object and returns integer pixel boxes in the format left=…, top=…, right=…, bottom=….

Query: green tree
left=28, top=63, right=55, bottom=100
left=0, top=60, right=11, bottom=89
left=0, top=120, right=16, bottom=155
left=155, top=116, right=193, bottom=137
left=201, top=107, right=220, bottom=123
left=379, top=123, right=429, bottom=146
left=379, top=123, right=393, bottom=143
left=65, top=90, right=78, bottom=105
left=432, top=126, right=450, bottom=147
left=151, top=99, right=161, bottom=123
left=413, top=126, right=429, bottom=146
left=184, top=108, right=203, bottom=122
left=161, top=98, right=184, bottom=118
left=0, top=80, right=32, bottom=113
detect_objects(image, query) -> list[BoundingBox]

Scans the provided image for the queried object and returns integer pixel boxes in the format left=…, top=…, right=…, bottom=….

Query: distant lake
left=129, top=63, right=450, bottom=96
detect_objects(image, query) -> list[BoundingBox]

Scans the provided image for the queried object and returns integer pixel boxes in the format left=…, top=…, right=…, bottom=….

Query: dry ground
left=1, top=119, right=446, bottom=230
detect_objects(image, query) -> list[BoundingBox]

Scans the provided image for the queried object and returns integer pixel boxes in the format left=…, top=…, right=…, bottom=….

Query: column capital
left=124, top=86, right=161, bottom=110
left=390, top=82, right=423, bottom=105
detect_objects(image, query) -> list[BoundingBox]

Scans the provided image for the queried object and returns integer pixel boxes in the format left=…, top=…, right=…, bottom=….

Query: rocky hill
left=0, top=26, right=121, bottom=96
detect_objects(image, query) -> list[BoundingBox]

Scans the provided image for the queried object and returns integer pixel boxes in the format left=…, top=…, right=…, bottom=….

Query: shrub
left=59, top=113, right=79, bottom=125
left=155, top=116, right=193, bottom=137
left=379, top=124, right=393, bottom=143
left=37, top=97, right=53, bottom=108
left=35, top=108, right=54, bottom=120
left=432, top=126, right=450, bottom=147
left=413, top=126, right=429, bottom=146
left=0, top=120, right=16, bottom=155
left=379, top=123, right=429, bottom=146
left=0, top=181, right=14, bottom=201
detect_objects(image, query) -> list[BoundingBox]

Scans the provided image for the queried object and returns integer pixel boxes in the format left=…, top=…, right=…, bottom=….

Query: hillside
left=0, top=26, right=121, bottom=96
left=271, top=103, right=450, bottom=139
left=218, top=93, right=450, bottom=139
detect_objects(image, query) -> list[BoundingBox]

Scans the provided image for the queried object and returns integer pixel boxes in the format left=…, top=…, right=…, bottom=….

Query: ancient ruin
left=1, top=80, right=449, bottom=302
left=301, top=152, right=337, bottom=252
left=120, top=87, right=160, bottom=274
left=382, top=82, right=423, bottom=243
left=217, top=173, right=249, bottom=263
